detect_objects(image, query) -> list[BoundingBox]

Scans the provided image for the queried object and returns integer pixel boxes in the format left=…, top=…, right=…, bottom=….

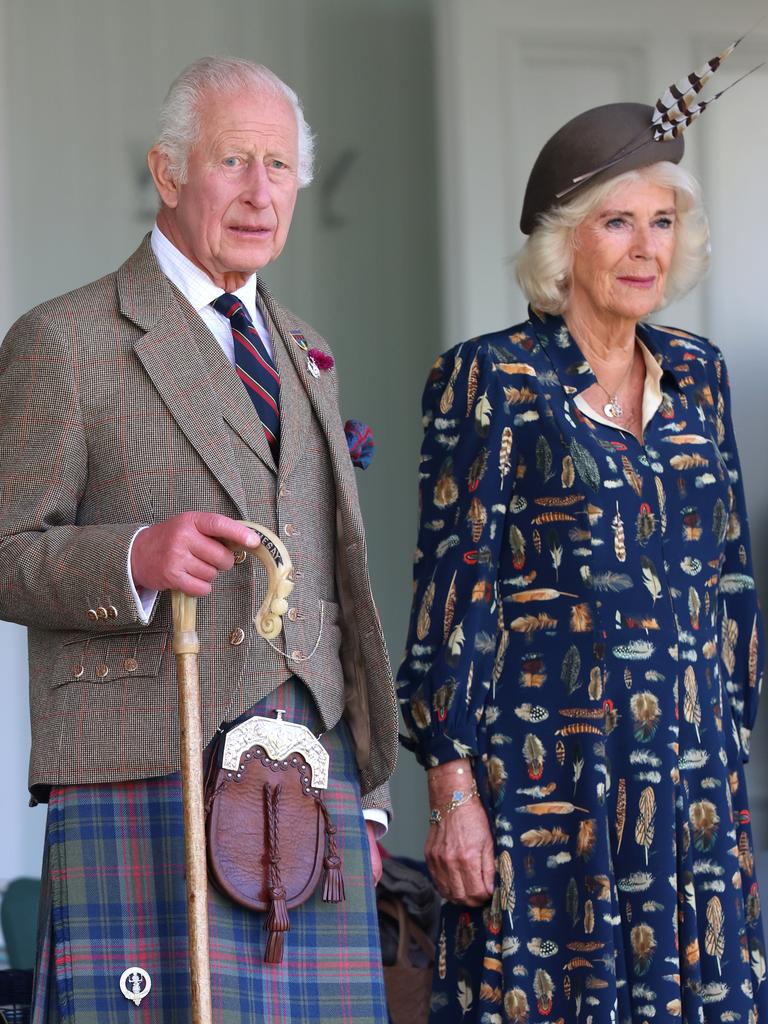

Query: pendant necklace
left=593, top=344, right=636, bottom=419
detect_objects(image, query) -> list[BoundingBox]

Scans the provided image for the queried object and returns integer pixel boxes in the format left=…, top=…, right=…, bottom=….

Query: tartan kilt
left=31, top=678, right=387, bottom=1024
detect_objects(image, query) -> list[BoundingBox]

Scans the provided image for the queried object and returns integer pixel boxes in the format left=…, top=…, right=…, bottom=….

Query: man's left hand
left=366, top=821, right=382, bottom=886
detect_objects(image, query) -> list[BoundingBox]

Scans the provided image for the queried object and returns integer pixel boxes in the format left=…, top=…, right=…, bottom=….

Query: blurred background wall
left=0, top=0, right=766, bottom=920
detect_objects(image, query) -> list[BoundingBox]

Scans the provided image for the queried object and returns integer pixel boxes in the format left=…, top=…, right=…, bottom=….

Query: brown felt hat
left=520, top=102, right=685, bottom=235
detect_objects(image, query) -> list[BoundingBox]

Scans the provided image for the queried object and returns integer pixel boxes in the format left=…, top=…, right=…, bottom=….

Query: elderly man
left=0, top=57, right=396, bottom=1023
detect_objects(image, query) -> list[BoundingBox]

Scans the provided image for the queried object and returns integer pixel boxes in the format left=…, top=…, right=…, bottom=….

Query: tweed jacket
left=0, top=237, right=398, bottom=804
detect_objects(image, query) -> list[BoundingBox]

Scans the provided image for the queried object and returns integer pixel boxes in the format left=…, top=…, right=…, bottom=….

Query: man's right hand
left=131, top=512, right=260, bottom=596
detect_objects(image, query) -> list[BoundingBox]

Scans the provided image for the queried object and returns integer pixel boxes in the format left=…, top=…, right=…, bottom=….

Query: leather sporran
left=204, top=710, right=345, bottom=963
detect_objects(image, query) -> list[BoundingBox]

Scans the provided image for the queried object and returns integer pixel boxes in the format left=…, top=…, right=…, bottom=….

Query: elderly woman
left=398, top=101, right=766, bottom=1022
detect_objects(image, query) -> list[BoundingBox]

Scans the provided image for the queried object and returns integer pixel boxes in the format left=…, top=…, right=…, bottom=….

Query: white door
left=435, top=0, right=768, bottom=826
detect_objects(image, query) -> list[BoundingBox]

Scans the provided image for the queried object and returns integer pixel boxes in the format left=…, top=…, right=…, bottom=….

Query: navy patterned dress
left=397, top=310, right=766, bottom=1023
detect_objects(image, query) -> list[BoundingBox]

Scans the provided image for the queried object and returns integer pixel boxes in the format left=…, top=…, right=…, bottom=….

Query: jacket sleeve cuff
left=361, top=780, right=392, bottom=822
left=402, top=726, right=479, bottom=770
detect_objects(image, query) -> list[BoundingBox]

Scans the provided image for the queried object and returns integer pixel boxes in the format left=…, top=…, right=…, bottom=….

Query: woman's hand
left=425, top=760, right=495, bottom=906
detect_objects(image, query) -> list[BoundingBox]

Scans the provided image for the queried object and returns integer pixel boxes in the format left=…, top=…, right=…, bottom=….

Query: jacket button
left=95, top=664, right=109, bottom=679
left=232, top=549, right=246, bottom=565
left=229, top=628, right=246, bottom=646
left=87, top=609, right=99, bottom=622
left=96, top=606, right=108, bottom=619
left=287, top=607, right=298, bottom=622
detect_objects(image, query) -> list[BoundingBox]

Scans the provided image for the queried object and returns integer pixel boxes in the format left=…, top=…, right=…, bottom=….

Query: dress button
left=96, top=606, right=108, bottom=620
left=229, top=628, right=246, bottom=646
left=95, top=664, right=109, bottom=679
left=87, top=609, right=99, bottom=622
left=287, top=607, right=299, bottom=622
left=123, top=658, right=138, bottom=673
left=284, top=524, right=295, bottom=537
left=107, top=605, right=118, bottom=619
left=232, top=549, right=247, bottom=565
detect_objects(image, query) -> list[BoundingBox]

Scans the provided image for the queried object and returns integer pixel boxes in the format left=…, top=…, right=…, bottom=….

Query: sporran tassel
left=264, top=783, right=291, bottom=964
left=319, top=800, right=346, bottom=903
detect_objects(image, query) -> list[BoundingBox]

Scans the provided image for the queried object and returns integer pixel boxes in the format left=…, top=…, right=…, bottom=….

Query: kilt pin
left=0, top=235, right=398, bottom=1023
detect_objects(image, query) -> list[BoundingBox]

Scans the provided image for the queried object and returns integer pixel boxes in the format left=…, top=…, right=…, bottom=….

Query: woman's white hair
left=154, top=56, right=315, bottom=188
left=515, top=162, right=710, bottom=315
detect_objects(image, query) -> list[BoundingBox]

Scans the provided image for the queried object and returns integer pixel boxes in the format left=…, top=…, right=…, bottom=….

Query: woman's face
left=568, top=179, right=677, bottom=325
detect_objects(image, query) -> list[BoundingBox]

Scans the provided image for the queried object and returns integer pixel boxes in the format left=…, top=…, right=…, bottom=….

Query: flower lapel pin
left=288, top=331, right=334, bottom=379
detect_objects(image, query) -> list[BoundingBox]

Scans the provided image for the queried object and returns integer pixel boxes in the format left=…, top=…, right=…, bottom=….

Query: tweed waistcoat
left=0, top=237, right=397, bottom=800
left=177, top=295, right=347, bottom=727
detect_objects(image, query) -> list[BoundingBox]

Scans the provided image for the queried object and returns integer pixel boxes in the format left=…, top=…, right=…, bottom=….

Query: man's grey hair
left=515, top=162, right=710, bottom=315
left=154, top=56, right=315, bottom=188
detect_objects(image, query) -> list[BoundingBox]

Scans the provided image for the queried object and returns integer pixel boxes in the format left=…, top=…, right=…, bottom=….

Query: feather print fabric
left=398, top=310, right=766, bottom=1023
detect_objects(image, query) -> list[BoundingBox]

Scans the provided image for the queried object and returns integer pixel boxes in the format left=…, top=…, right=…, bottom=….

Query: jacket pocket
left=52, top=630, right=168, bottom=687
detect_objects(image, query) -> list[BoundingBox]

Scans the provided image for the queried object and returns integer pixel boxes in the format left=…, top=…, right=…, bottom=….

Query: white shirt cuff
left=362, top=808, right=388, bottom=838
left=127, top=527, right=160, bottom=624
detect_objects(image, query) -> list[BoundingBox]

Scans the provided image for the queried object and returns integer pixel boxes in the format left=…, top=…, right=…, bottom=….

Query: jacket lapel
left=117, top=236, right=253, bottom=518
left=181, top=301, right=277, bottom=475
left=259, top=297, right=310, bottom=484
left=258, top=282, right=355, bottom=496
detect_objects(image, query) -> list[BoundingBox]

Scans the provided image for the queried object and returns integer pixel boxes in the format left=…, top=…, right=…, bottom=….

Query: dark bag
left=378, top=897, right=435, bottom=1024
left=204, top=710, right=344, bottom=963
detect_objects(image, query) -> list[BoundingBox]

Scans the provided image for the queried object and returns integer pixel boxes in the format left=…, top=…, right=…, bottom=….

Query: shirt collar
left=529, top=306, right=685, bottom=394
left=150, top=223, right=259, bottom=321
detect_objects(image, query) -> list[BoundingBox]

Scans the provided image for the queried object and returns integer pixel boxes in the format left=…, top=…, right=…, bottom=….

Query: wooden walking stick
left=172, top=523, right=295, bottom=1024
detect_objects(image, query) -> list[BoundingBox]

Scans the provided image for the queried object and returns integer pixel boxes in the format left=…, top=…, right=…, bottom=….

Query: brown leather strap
left=378, top=898, right=435, bottom=967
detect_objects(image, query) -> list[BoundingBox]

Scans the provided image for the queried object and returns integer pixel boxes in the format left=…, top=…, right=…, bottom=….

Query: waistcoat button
left=229, top=628, right=246, bottom=646
left=95, top=664, right=109, bottom=679
left=123, top=658, right=138, bottom=673
left=284, top=523, right=296, bottom=537
left=232, top=549, right=246, bottom=565
left=107, top=605, right=118, bottom=619
left=287, top=607, right=299, bottom=621
left=96, top=606, right=108, bottom=619
left=87, top=609, right=99, bottom=622
left=291, top=649, right=303, bottom=661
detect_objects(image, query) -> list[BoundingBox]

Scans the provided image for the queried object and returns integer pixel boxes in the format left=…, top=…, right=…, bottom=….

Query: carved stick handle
left=172, top=520, right=294, bottom=1024
left=224, top=522, right=294, bottom=639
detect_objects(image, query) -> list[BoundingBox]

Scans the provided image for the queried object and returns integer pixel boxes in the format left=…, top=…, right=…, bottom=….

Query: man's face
left=151, top=86, right=300, bottom=291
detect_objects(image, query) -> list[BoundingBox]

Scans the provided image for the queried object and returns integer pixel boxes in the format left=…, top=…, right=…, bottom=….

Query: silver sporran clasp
left=221, top=709, right=330, bottom=789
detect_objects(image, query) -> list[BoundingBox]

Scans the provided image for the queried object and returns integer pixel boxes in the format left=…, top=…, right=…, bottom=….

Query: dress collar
left=528, top=306, right=686, bottom=394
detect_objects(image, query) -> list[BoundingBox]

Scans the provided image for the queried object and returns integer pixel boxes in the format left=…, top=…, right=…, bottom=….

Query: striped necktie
left=212, top=292, right=280, bottom=453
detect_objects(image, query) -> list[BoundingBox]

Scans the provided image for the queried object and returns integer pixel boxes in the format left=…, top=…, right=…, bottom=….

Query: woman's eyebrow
left=598, top=207, right=676, bottom=217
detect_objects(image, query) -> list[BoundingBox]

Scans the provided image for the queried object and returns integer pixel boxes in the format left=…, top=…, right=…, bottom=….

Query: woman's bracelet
left=428, top=783, right=479, bottom=825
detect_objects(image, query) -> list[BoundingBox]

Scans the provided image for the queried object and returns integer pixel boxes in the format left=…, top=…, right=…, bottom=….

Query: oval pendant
left=604, top=401, right=622, bottom=418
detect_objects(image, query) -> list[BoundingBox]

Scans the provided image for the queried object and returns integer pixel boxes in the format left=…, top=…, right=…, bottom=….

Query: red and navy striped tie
left=212, top=293, right=280, bottom=453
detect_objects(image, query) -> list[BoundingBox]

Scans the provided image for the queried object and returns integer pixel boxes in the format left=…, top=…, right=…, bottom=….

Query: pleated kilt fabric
left=31, top=678, right=387, bottom=1024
